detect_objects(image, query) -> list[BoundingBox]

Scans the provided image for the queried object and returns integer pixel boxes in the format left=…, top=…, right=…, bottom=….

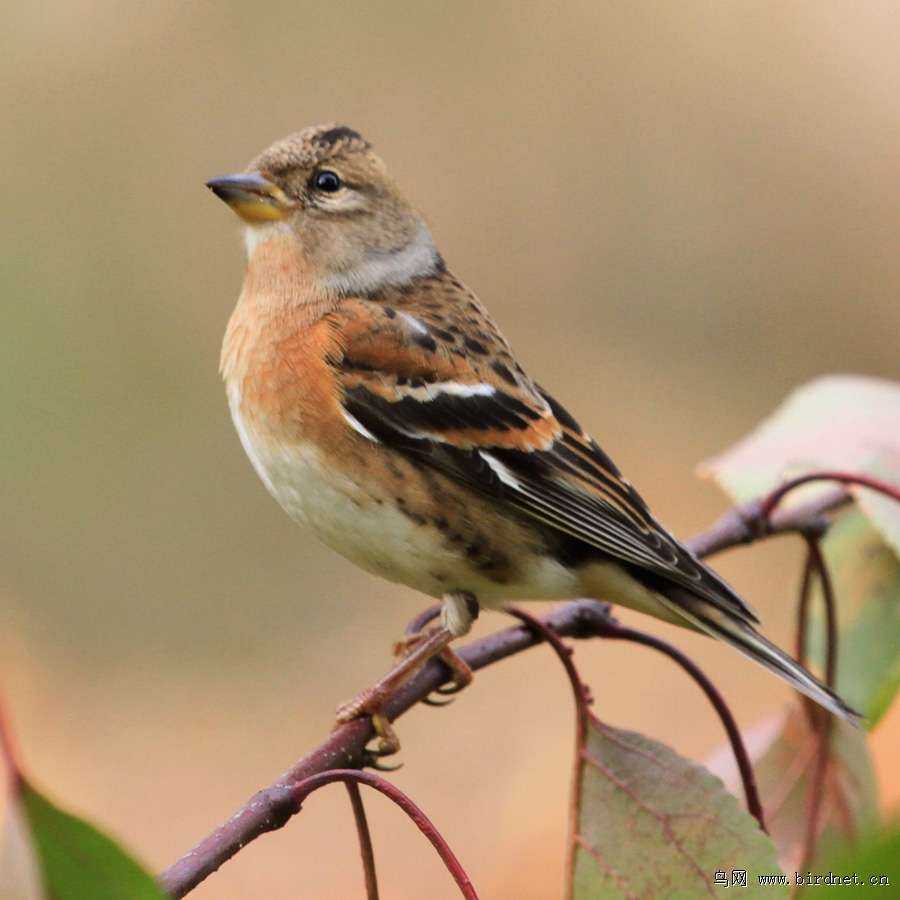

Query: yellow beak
left=206, top=173, right=290, bottom=223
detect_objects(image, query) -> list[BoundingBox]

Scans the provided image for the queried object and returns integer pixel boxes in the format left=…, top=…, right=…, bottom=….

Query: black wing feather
left=343, top=382, right=757, bottom=624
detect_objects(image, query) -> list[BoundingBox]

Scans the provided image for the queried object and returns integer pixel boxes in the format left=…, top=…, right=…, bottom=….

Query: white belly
left=230, top=406, right=582, bottom=605
left=233, top=413, right=441, bottom=593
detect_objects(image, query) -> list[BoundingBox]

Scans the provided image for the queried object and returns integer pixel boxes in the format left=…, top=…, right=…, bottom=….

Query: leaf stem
left=588, top=615, right=767, bottom=832
left=293, top=770, right=479, bottom=900
left=345, top=781, right=379, bottom=900
left=758, top=471, right=900, bottom=519
left=798, top=537, right=839, bottom=871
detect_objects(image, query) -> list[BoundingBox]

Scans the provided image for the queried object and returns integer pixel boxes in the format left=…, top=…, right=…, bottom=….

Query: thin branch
left=807, top=539, right=838, bottom=691
left=685, top=486, right=851, bottom=559
left=345, top=781, right=379, bottom=900
left=501, top=608, right=593, bottom=900
left=798, top=538, right=839, bottom=872
left=159, top=487, right=854, bottom=897
left=795, top=545, right=816, bottom=671
left=503, top=607, right=592, bottom=718
left=594, top=617, right=766, bottom=832
left=801, top=714, right=834, bottom=871
left=291, top=771, right=479, bottom=900
left=758, top=472, right=900, bottom=518
left=159, top=600, right=614, bottom=897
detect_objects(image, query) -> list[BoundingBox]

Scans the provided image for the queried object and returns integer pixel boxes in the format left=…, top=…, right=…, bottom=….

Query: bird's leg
left=335, top=592, right=478, bottom=755
left=395, top=591, right=477, bottom=694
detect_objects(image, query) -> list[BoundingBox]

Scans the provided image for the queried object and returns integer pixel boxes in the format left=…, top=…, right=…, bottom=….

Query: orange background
left=1, top=3, right=899, bottom=897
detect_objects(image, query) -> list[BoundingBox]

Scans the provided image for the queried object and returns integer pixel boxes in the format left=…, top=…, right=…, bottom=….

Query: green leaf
left=799, top=820, right=900, bottom=896
left=748, top=708, right=877, bottom=873
left=15, top=778, right=167, bottom=900
left=806, top=508, right=900, bottom=725
left=699, top=375, right=900, bottom=556
left=569, top=715, right=785, bottom=899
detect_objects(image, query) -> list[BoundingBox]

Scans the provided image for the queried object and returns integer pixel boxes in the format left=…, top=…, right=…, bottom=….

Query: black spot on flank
left=447, top=324, right=462, bottom=335
left=383, top=306, right=397, bottom=318
left=463, top=336, right=489, bottom=355
left=412, top=330, right=438, bottom=353
left=393, top=495, right=426, bottom=525
left=466, top=301, right=480, bottom=313
left=431, top=327, right=456, bottom=343
left=396, top=376, right=408, bottom=386
left=491, top=360, right=518, bottom=386
left=407, top=377, right=425, bottom=389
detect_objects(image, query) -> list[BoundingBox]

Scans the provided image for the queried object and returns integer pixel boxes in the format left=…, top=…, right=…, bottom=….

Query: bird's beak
left=205, top=172, right=290, bottom=223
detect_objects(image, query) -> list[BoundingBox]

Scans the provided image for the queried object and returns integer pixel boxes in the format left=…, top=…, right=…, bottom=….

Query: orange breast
left=220, top=235, right=345, bottom=452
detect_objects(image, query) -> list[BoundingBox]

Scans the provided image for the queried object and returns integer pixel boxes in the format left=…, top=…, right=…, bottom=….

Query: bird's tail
left=659, top=586, right=862, bottom=726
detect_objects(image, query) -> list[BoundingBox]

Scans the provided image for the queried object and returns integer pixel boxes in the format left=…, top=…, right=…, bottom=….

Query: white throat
left=243, top=221, right=293, bottom=258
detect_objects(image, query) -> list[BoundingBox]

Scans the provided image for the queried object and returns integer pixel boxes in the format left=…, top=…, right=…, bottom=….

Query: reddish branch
left=345, top=781, right=379, bottom=900
left=158, top=599, right=614, bottom=897
left=757, top=472, right=900, bottom=518
left=796, top=538, right=840, bottom=872
left=293, top=770, right=479, bottom=900
left=599, top=622, right=767, bottom=831
left=159, top=482, right=858, bottom=898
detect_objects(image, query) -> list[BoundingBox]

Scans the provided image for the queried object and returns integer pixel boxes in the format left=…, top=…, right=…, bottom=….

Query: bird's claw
left=335, top=695, right=402, bottom=757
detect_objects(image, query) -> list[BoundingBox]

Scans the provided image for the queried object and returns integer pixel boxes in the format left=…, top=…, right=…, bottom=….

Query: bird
left=207, top=124, right=857, bottom=750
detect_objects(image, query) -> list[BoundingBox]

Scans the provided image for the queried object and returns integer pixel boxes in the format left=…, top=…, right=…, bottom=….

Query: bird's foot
left=334, top=692, right=401, bottom=757
left=335, top=624, right=459, bottom=756
left=395, top=623, right=473, bottom=701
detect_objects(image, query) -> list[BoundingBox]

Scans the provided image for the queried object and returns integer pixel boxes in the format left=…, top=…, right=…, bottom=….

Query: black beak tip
left=205, top=175, right=236, bottom=199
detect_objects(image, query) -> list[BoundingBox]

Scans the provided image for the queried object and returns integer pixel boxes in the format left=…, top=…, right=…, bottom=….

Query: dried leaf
left=699, top=375, right=900, bottom=556
left=708, top=708, right=877, bottom=875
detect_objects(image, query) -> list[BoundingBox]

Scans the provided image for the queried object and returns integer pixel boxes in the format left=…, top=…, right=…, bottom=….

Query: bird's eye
left=314, top=170, right=343, bottom=193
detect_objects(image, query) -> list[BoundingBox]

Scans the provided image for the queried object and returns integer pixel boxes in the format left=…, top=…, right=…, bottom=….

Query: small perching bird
left=207, top=124, right=856, bottom=749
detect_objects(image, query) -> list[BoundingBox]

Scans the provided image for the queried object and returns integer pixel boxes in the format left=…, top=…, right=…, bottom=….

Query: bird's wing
left=328, top=297, right=756, bottom=624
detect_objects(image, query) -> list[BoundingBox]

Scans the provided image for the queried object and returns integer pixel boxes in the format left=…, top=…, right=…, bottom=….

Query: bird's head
left=207, top=124, right=438, bottom=296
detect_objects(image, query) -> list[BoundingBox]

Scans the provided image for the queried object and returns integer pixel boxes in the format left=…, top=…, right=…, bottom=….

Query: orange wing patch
left=329, top=300, right=561, bottom=452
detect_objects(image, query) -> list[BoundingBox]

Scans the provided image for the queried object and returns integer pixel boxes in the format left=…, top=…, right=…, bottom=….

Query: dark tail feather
left=659, top=586, right=862, bottom=726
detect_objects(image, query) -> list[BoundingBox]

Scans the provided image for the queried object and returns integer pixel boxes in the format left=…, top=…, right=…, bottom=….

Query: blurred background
left=1, top=2, right=899, bottom=897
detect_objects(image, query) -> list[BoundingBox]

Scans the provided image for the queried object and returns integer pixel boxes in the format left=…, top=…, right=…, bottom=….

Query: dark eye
left=314, top=170, right=342, bottom=193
